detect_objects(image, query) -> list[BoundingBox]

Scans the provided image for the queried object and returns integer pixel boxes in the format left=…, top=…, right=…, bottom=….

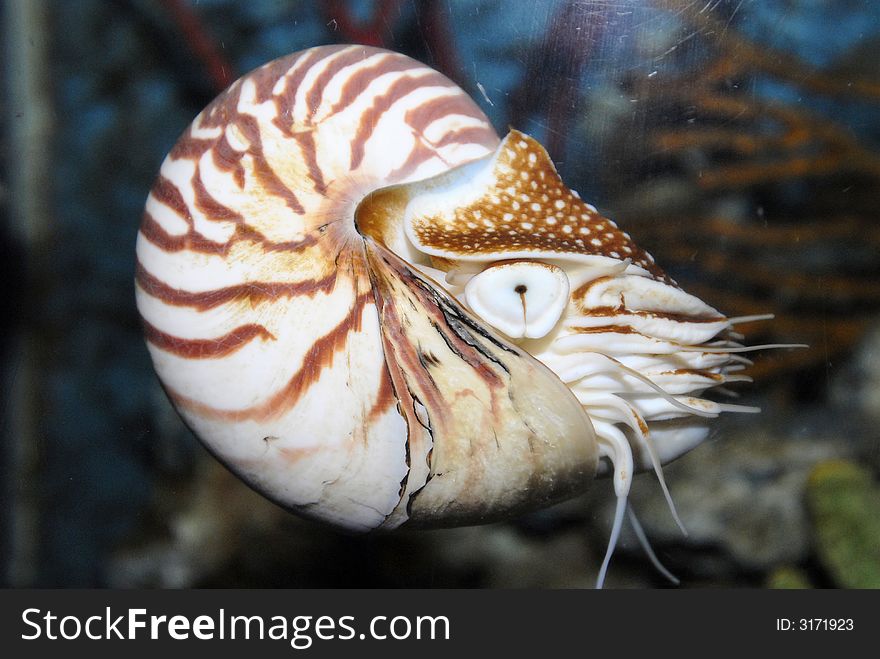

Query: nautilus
left=136, top=45, right=775, bottom=586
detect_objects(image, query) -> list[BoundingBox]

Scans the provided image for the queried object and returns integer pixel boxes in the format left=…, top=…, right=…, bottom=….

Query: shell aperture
left=362, top=129, right=747, bottom=476
left=359, top=128, right=757, bottom=584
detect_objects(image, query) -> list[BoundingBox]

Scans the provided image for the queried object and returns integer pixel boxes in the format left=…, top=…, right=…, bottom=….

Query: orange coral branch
left=654, top=0, right=880, bottom=100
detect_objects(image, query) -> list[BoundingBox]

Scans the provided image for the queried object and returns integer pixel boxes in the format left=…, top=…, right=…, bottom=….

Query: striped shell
left=136, top=45, right=753, bottom=580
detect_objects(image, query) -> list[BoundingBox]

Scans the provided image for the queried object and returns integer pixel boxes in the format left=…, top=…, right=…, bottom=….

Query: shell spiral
left=137, top=44, right=755, bottom=573
left=135, top=45, right=599, bottom=532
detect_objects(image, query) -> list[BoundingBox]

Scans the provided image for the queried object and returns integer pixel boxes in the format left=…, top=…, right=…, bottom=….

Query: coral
left=599, top=0, right=880, bottom=380
left=806, top=460, right=880, bottom=588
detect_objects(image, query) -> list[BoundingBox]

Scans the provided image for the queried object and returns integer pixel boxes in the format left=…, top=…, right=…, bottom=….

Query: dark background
left=2, top=0, right=879, bottom=588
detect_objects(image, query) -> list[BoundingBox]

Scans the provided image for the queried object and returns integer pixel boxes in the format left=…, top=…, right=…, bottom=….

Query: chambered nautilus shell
left=136, top=45, right=771, bottom=586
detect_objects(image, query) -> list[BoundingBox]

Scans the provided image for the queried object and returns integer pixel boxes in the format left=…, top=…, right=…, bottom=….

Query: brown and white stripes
left=137, top=45, right=497, bottom=421
left=136, top=46, right=757, bottom=585
left=135, top=45, right=543, bottom=532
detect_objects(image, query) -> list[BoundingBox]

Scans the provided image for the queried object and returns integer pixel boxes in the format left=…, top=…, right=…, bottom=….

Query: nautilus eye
left=137, top=44, right=782, bottom=587
left=464, top=262, right=569, bottom=339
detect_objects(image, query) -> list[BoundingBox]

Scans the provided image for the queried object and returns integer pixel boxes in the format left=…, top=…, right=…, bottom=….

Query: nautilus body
left=136, top=45, right=762, bottom=584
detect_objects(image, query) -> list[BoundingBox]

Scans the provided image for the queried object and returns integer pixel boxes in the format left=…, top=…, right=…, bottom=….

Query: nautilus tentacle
left=137, top=45, right=762, bottom=582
